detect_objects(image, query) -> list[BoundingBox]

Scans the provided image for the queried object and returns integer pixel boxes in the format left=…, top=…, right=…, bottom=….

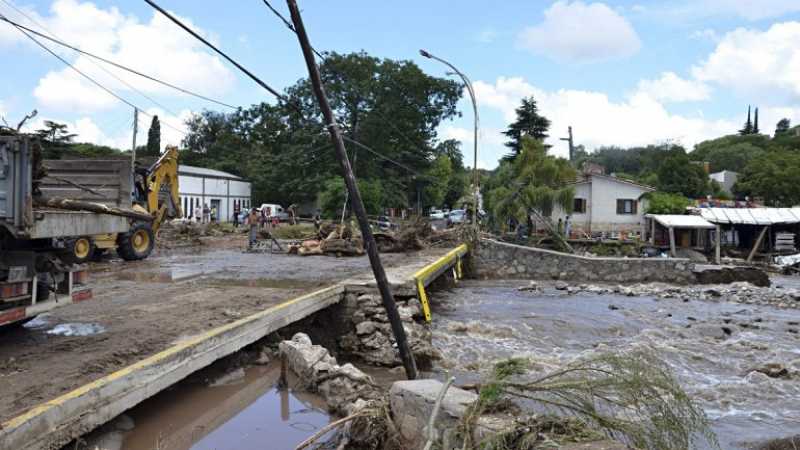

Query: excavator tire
left=58, top=237, right=95, bottom=265
left=117, top=222, right=155, bottom=261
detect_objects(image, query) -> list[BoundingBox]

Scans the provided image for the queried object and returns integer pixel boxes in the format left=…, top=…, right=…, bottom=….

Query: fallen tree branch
left=424, top=375, right=455, bottom=450
left=47, top=176, right=105, bottom=197
left=34, top=196, right=153, bottom=222
left=294, top=411, right=366, bottom=450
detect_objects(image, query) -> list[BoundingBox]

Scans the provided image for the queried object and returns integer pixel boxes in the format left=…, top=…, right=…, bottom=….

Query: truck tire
left=59, top=237, right=95, bottom=265
left=117, top=222, right=155, bottom=261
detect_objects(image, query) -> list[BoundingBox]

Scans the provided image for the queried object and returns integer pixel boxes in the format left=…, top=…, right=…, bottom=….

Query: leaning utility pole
left=560, top=126, right=574, bottom=161
left=286, top=0, right=418, bottom=379
left=131, top=107, right=138, bottom=195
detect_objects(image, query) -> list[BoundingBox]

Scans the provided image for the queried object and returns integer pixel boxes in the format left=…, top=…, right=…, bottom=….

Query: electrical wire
left=0, top=15, right=238, bottom=110
left=260, top=0, right=441, bottom=175
left=144, top=0, right=431, bottom=179
left=8, top=23, right=187, bottom=136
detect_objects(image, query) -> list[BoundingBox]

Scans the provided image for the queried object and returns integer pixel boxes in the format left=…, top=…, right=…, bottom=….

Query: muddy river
left=430, top=279, right=800, bottom=450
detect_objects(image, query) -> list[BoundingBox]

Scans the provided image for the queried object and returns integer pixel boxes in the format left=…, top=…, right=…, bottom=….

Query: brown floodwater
left=117, top=362, right=332, bottom=450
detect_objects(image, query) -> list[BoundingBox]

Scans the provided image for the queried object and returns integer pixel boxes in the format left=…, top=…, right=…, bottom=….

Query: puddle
left=47, top=323, right=106, bottom=336
left=113, top=362, right=332, bottom=450
left=430, top=280, right=800, bottom=450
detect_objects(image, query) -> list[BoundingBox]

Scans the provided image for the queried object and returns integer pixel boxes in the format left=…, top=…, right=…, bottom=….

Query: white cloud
left=692, top=22, right=800, bottom=102
left=9, top=0, right=234, bottom=112
left=690, top=28, right=720, bottom=42
left=475, top=28, right=498, bottom=44
left=517, top=1, right=641, bottom=64
left=674, top=0, right=800, bottom=21
left=635, top=72, right=711, bottom=103
left=468, top=76, right=739, bottom=163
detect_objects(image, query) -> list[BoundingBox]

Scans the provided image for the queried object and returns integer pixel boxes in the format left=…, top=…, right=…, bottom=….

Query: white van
left=259, top=203, right=289, bottom=221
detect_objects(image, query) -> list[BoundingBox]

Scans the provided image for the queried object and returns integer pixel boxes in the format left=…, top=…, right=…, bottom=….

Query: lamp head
left=419, top=49, right=432, bottom=58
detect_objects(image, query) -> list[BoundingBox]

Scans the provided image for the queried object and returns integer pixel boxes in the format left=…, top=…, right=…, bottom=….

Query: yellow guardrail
left=413, top=243, right=468, bottom=322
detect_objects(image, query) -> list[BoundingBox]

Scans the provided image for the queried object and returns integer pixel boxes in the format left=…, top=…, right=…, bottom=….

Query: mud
left=0, top=239, right=447, bottom=424
left=429, top=279, right=800, bottom=450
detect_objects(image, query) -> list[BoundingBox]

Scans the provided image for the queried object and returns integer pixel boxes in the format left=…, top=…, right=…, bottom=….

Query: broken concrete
left=693, top=264, right=770, bottom=287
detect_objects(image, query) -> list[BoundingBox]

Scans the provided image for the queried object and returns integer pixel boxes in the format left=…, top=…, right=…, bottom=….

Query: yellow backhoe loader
left=62, top=146, right=182, bottom=263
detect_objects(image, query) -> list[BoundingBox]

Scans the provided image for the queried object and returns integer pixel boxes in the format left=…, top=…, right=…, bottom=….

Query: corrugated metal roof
left=179, top=165, right=243, bottom=180
left=647, top=214, right=716, bottom=229
left=698, top=207, right=800, bottom=225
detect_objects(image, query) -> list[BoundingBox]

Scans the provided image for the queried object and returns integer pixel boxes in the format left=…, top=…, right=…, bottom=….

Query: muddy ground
left=0, top=234, right=447, bottom=423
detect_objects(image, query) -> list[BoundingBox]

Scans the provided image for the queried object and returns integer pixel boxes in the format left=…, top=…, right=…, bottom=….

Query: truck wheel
left=59, top=237, right=95, bottom=265
left=117, top=222, right=155, bottom=261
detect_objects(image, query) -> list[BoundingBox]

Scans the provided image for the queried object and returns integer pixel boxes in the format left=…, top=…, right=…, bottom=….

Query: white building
left=178, top=165, right=252, bottom=222
left=709, top=170, right=738, bottom=194
left=553, top=174, right=655, bottom=238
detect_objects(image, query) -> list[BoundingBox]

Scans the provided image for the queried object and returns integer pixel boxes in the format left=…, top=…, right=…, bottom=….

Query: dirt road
left=0, top=235, right=446, bottom=423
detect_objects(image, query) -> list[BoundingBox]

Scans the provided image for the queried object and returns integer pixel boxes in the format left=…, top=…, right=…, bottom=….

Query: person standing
left=193, top=205, right=201, bottom=223
left=248, top=207, right=259, bottom=247
left=202, top=204, right=210, bottom=224
left=314, top=210, right=321, bottom=232
left=564, top=215, right=572, bottom=239
left=210, top=206, right=217, bottom=223
left=233, top=202, right=241, bottom=227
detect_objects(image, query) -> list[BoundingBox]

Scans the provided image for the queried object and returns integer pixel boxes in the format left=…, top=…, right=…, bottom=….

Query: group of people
left=192, top=204, right=218, bottom=223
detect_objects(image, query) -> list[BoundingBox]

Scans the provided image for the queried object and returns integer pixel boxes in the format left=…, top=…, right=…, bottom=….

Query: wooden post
left=715, top=225, right=721, bottom=265
left=668, top=226, right=676, bottom=257
left=747, top=226, right=769, bottom=263
left=650, top=218, right=656, bottom=245
left=286, top=0, right=417, bottom=380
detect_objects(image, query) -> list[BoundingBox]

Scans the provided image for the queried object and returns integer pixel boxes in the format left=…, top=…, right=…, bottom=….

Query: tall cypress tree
left=753, top=107, right=759, bottom=134
left=145, top=115, right=161, bottom=156
left=739, top=106, right=753, bottom=135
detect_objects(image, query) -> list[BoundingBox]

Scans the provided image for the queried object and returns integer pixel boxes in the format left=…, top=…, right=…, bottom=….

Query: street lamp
left=419, top=49, right=480, bottom=232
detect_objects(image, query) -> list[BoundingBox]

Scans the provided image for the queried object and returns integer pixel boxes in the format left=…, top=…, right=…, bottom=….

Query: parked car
left=376, top=215, right=393, bottom=230
left=429, top=209, right=445, bottom=220
left=447, top=209, right=466, bottom=226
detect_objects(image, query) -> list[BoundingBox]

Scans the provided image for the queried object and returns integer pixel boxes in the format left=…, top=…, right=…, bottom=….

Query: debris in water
left=46, top=323, right=106, bottom=336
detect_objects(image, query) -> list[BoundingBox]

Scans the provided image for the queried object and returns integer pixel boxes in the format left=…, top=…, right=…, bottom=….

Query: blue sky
left=1, top=0, right=800, bottom=168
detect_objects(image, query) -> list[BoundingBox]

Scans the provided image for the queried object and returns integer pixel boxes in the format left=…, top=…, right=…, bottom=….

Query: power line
left=7, top=21, right=187, bottom=136
left=259, top=0, right=440, bottom=173
left=0, top=0, right=185, bottom=121
left=0, top=15, right=238, bottom=111
left=144, top=0, right=430, bottom=179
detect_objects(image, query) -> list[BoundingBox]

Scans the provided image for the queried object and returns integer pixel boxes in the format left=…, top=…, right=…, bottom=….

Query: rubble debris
left=286, top=224, right=365, bottom=257
left=279, top=333, right=381, bottom=416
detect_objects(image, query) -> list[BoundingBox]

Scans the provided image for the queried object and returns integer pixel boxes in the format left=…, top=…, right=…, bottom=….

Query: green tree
left=36, top=120, right=76, bottom=159
left=485, top=137, right=575, bottom=230
left=143, top=115, right=161, bottom=156
left=735, top=150, right=800, bottom=206
left=318, top=177, right=383, bottom=218
left=644, top=192, right=692, bottom=214
left=739, top=106, right=754, bottom=135
left=182, top=51, right=462, bottom=208
left=656, top=149, right=711, bottom=198
left=775, top=118, right=791, bottom=135
left=690, top=135, right=769, bottom=173
left=423, top=154, right=453, bottom=208
left=502, top=97, right=550, bottom=160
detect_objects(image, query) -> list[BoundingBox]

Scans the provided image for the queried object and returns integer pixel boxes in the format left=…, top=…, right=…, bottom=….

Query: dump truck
left=0, top=133, right=156, bottom=327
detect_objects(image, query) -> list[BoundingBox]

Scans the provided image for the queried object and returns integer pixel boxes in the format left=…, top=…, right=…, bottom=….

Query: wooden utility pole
left=286, top=0, right=417, bottom=379
left=131, top=107, right=138, bottom=195
left=560, top=126, right=574, bottom=161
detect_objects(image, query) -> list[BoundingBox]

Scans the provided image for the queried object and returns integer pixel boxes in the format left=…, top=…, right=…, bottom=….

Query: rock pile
left=537, top=281, right=800, bottom=310
left=279, top=333, right=381, bottom=415
left=338, top=292, right=438, bottom=368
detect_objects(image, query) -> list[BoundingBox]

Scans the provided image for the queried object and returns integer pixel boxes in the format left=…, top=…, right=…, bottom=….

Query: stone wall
left=473, top=239, right=696, bottom=284
left=337, top=286, right=438, bottom=368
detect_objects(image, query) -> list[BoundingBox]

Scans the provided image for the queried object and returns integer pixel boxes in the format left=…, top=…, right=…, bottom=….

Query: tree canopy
left=143, top=115, right=161, bottom=157
left=180, top=51, right=464, bottom=214
left=502, top=97, right=550, bottom=161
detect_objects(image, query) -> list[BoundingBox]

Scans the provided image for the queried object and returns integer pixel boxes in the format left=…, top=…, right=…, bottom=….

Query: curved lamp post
left=419, top=49, right=479, bottom=231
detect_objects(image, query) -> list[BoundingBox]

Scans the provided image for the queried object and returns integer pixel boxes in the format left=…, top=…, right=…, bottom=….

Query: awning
left=697, top=207, right=800, bottom=225
left=646, top=214, right=716, bottom=229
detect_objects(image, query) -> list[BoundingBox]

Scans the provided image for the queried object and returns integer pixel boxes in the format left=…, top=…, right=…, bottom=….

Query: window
left=183, top=197, right=188, bottom=218
left=573, top=198, right=587, bottom=214
left=616, top=199, right=637, bottom=215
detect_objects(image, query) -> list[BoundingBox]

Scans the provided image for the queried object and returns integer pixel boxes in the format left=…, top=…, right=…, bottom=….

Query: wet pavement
left=430, top=279, right=800, bottom=450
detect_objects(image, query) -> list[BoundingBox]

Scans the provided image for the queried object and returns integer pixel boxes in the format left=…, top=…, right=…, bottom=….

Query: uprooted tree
left=485, top=136, right=575, bottom=241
